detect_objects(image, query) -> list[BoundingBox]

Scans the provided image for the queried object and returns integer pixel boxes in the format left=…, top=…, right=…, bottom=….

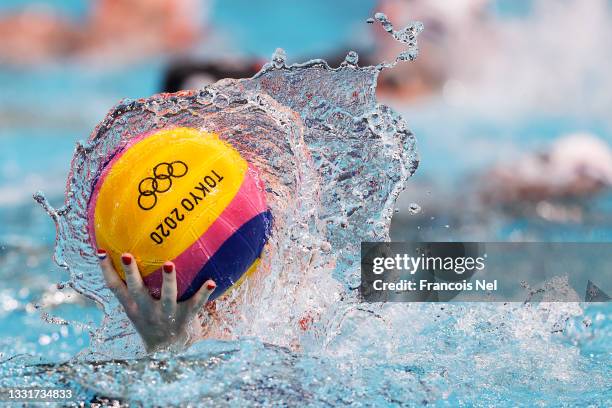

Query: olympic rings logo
left=137, top=161, right=188, bottom=210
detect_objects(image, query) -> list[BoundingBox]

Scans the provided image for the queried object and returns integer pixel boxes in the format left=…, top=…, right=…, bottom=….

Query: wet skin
left=97, top=250, right=216, bottom=353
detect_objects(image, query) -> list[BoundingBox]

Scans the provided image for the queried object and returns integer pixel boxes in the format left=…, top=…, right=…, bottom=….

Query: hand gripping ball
left=87, top=127, right=272, bottom=301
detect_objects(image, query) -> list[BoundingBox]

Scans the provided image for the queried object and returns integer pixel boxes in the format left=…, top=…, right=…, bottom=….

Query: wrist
left=140, top=327, right=190, bottom=353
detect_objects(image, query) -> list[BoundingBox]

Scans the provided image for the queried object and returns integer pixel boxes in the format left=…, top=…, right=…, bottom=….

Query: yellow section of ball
left=92, top=127, right=247, bottom=279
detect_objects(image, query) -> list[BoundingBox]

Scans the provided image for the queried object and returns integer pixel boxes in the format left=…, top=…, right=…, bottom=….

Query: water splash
left=36, top=89, right=319, bottom=358
left=30, top=14, right=422, bottom=357
left=373, top=12, right=423, bottom=63
left=408, top=202, right=422, bottom=215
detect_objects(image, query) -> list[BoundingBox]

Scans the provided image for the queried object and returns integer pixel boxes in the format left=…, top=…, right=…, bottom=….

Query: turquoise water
left=0, top=4, right=610, bottom=407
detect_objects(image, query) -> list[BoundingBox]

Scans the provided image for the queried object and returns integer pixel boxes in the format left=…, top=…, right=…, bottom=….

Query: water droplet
left=374, top=12, right=393, bottom=33
left=271, top=48, right=287, bottom=69
left=38, top=334, right=52, bottom=346
left=212, top=93, right=229, bottom=108
left=196, top=91, right=213, bottom=105
left=343, top=51, right=359, bottom=66
left=408, top=203, right=421, bottom=215
left=370, top=12, right=423, bottom=67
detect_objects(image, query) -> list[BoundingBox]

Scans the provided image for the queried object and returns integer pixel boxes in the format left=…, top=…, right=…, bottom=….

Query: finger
left=120, top=253, right=148, bottom=303
left=97, top=249, right=129, bottom=305
left=187, top=279, right=216, bottom=315
left=160, top=261, right=178, bottom=316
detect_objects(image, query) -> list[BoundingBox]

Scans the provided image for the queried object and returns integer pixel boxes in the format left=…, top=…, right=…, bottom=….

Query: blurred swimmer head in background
left=0, top=0, right=206, bottom=65
left=480, top=133, right=612, bottom=206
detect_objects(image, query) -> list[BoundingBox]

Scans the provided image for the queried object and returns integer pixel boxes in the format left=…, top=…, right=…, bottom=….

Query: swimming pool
left=1, top=65, right=610, bottom=408
left=1, top=2, right=611, bottom=407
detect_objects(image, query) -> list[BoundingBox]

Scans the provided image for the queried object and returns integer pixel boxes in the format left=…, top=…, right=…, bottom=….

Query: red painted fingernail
left=163, top=262, right=174, bottom=273
left=96, top=249, right=107, bottom=260
left=206, top=282, right=216, bottom=291
left=121, top=254, right=132, bottom=265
